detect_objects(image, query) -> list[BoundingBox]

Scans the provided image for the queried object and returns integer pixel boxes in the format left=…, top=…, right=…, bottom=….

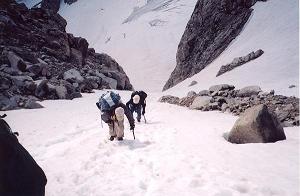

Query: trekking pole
left=143, top=115, right=147, bottom=124
left=132, top=128, right=136, bottom=140
left=99, top=111, right=103, bottom=128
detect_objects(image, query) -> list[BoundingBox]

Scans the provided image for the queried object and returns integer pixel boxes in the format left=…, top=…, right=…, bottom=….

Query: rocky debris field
left=0, top=0, right=133, bottom=111
left=159, top=84, right=299, bottom=127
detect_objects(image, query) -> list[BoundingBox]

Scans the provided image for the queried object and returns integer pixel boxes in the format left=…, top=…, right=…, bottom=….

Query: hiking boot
left=109, top=136, right=116, bottom=141
left=137, top=119, right=141, bottom=122
left=117, top=137, right=123, bottom=141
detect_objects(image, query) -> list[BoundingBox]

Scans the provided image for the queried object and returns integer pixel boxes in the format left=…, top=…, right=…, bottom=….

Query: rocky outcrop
left=158, top=95, right=180, bottom=105
left=41, top=0, right=60, bottom=13
left=0, top=0, right=133, bottom=111
left=64, top=0, right=78, bottom=5
left=216, top=49, right=264, bottom=76
left=159, top=84, right=299, bottom=127
left=163, top=0, right=267, bottom=90
left=227, top=104, right=286, bottom=144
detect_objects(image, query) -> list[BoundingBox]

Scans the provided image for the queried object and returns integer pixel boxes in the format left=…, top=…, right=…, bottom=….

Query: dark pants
left=129, top=105, right=141, bottom=121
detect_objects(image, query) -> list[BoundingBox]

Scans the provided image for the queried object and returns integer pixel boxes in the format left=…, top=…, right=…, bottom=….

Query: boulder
left=187, top=91, right=197, bottom=97
left=188, top=80, right=197, bottom=87
left=0, top=77, right=12, bottom=90
left=227, top=105, right=286, bottom=144
left=10, top=75, right=33, bottom=87
left=7, top=51, right=27, bottom=72
left=209, top=84, right=235, bottom=93
left=70, top=48, right=83, bottom=66
left=198, top=90, right=210, bottom=96
left=55, top=85, right=68, bottom=99
left=236, top=86, right=262, bottom=97
left=35, top=80, right=49, bottom=99
left=63, top=69, right=84, bottom=83
left=178, top=96, right=196, bottom=107
left=24, top=99, right=44, bottom=109
left=190, top=96, right=212, bottom=110
left=94, top=71, right=117, bottom=89
left=158, top=95, right=180, bottom=105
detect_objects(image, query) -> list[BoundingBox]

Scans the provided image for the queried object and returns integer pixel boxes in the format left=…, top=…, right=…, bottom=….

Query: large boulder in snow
left=159, top=95, right=180, bottom=105
left=209, top=84, right=235, bottom=93
left=236, top=86, right=262, bottom=97
left=227, top=104, right=286, bottom=144
left=190, top=96, right=212, bottom=110
left=24, top=99, right=44, bottom=109
left=163, top=0, right=264, bottom=90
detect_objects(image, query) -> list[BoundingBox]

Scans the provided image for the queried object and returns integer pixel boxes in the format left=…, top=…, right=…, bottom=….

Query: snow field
left=5, top=91, right=300, bottom=196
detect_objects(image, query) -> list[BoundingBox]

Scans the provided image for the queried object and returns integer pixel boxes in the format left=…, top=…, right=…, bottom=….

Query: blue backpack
left=97, top=91, right=121, bottom=112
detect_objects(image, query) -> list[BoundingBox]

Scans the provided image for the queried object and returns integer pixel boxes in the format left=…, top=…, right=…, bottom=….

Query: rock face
left=163, top=0, right=266, bottom=90
left=64, top=0, right=78, bottom=5
left=216, top=49, right=264, bottom=76
left=159, top=84, right=299, bottom=127
left=0, top=0, right=133, bottom=111
left=227, top=104, right=286, bottom=144
left=41, top=0, right=60, bottom=13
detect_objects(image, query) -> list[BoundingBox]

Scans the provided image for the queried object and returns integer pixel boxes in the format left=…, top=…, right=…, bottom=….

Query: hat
left=133, top=95, right=140, bottom=104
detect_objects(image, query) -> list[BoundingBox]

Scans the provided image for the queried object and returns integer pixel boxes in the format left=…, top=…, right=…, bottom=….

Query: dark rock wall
left=0, top=0, right=133, bottom=110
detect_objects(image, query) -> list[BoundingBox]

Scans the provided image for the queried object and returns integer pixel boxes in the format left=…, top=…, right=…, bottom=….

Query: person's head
left=133, top=95, right=140, bottom=104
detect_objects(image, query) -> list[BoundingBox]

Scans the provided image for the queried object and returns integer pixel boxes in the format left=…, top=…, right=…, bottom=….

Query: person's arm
left=142, top=100, right=146, bottom=115
left=96, top=102, right=101, bottom=110
left=121, top=103, right=135, bottom=129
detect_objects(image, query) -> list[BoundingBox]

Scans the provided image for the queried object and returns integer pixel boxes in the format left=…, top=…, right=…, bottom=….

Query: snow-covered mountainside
left=6, top=90, right=300, bottom=196
left=55, top=0, right=298, bottom=96
left=58, top=0, right=198, bottom=92
left=166, top=0, right=299, bottom=97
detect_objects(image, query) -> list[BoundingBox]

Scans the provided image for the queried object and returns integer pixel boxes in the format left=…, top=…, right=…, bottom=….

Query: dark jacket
left=126, top=91, right=147, bottom=114
left=0, top=118, right=47, bottom=196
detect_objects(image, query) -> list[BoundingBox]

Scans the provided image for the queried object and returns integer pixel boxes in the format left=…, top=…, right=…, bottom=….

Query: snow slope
left=21, top=0, right=299, bottom=95
left=5, top=90, right=300, bottom=196
left=57, top=0, right=298, bottom=96
left=58, top=0, right=198, bottom=92
left=165, top=0, right=299, bottom=97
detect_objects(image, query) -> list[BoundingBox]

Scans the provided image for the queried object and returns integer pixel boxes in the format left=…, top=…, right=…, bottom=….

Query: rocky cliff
left=0, top=0, right=133, bottom=110
left=163, top=0, right=266, bottom=90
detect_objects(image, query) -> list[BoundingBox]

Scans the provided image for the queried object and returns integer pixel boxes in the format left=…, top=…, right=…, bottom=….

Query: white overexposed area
left=11, top=0, right=300, bottom=195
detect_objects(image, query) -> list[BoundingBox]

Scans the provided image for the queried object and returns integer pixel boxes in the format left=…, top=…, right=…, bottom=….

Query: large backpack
left=0, top=114, right=47, bottom=196
left=97, top=91, right=121, bottom=112
left=138, top=91, right=147, bottom=103
left=96, top=91, right=121, bottom=123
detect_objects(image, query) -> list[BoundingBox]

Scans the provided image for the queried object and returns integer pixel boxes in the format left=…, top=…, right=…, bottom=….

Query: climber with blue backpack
left=96, top=91, right=135, bottom=141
